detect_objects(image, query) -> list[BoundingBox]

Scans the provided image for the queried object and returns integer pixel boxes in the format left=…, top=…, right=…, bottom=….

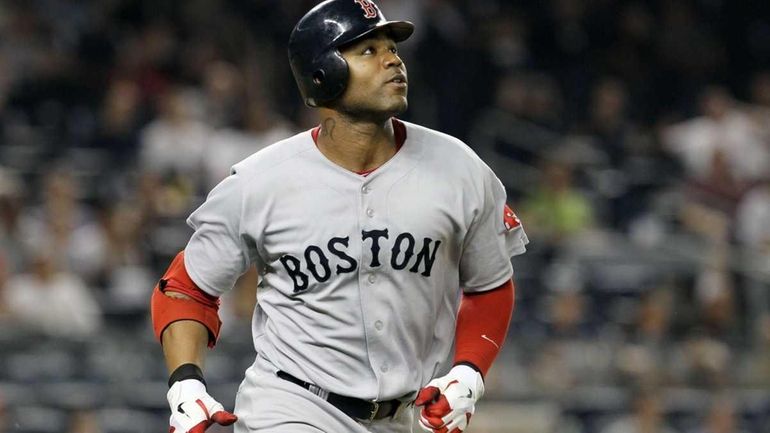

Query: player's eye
left=389, top=46, right=398, bottom=54
left=362, top=46, right=375, bottom=55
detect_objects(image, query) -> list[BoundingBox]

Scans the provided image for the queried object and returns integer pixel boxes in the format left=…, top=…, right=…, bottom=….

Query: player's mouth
left=386, top=73, right=408, bottom=88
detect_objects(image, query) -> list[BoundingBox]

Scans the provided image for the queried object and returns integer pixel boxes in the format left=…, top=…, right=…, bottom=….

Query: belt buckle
left=361, top=400, right=380, bottom=424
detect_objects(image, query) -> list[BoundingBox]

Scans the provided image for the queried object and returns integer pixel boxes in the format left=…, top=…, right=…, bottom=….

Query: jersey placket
left=358, top=177, right=390, bottom=399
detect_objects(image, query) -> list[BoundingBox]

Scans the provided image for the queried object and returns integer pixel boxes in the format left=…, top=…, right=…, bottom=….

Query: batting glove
left=414, top=365, right=484, bottom=433
left=167, top=379, right=237, bottom=433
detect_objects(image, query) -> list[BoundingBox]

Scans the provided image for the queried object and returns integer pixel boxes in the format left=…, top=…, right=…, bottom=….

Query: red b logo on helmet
left=354, top=0, right=378, bottom=19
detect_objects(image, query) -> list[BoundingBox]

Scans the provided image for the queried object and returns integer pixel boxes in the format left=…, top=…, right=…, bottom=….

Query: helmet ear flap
left=312, top=70, right=325, bottom=85
left=308, top=49, right=349, bottom=107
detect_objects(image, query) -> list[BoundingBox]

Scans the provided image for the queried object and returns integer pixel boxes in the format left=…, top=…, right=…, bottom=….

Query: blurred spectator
left=581, top=77, right=673, bottom=228
left=2, top=250, right=102, bottom=339
left=662, top=87, right=767, bottom=195
left=538, top=261, right=595, bottom=338
left=18, top=169, right=105, bottom=284
left=601, top=2, right=656, bottom=120
left=138, top=85, right=210, bottom=179
left=734, top=177, right=770, bottom=254
left=746, top=71, right=770, bottom=143
left=546, top=287, right=587, bottom=338
left=0, top=167, right=26, bottom=273
left=99, top=200, right=154, bottom=309
left=673, top=333, right=732, bottom=389
left=749, top=71, right=770, bottom=108
left=529, top=341, right=578, bottom=394
left=693, top=265, right=739, bottom=342
left=528, top=263, right=613, bottom=395
left=520, top=73, right=564, bottom=130
left=0, top=250, right=11, bottom=323
left=88, top=78, right=144, bottom=163
left=739, top=313, right=770, bottom=387
left=633, top=287, right=675, bottom=345
left=599, top=389, right=679, bottom=433
left=67, top=409, right=100, bottom=433
left=201, top=61, right=246, bottom=129
left=135, top=86, right=209, bottom=225
left=470, top=72, right=564, bottom=199
left=688, top=394, right=749, bottom=433
left=484, top=9, right=529, bottom=71
left=587, top=78, right=633, bottom=167
left=664, top=87, right=769, bottom=252
left=114, top=21, right=176, bottom=100
left=614, top=286, right=677, bottom=388
left=520, top=156, right=594, bottom=246
left=0, top=393, right=5, bottom=433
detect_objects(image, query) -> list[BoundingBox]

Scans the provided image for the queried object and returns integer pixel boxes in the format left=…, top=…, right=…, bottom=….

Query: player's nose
left=383, top=52, right=403, bottom=69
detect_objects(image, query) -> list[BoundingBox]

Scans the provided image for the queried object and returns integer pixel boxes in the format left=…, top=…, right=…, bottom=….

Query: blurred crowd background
left=0, top=0, right=769, bottom=432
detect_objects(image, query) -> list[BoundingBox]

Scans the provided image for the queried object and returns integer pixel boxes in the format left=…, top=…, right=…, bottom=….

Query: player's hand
left=414, top=365, right=484, bottom=433
left=167, top=379, right=237, bottom=433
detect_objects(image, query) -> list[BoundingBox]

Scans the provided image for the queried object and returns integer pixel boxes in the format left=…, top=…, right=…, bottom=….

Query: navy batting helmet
left=288, top=0, right=414, bottom=107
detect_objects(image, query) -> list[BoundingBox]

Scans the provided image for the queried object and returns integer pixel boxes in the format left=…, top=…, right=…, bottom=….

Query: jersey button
left=362, top=186, right=371, bottom=194
left=367, top=273, right=376, bottom=284
left=366, top=208, right=374, bottom=217
left=380, top=364, right=389, bottom=373
left=374, top=320, right=383, bottom=330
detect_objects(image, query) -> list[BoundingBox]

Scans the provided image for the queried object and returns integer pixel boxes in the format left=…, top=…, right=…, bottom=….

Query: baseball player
left=150, top=1, right=528, bottom=432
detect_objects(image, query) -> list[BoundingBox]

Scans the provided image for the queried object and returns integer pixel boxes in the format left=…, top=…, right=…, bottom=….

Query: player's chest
left=248, top=172, right=470, bottom=268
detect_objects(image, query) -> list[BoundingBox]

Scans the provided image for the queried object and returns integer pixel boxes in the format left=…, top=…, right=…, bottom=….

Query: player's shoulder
left=402, top=120, right=490, bottom=171
left=229, top=129, right=314, bottom=178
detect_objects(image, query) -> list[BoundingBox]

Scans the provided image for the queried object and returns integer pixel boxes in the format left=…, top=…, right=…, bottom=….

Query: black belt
left=277, top=371, right=404, bottom=423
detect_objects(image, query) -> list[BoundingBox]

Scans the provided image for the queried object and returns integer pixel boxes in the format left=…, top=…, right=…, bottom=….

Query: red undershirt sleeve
left=453, top=279, right=515, bottom=377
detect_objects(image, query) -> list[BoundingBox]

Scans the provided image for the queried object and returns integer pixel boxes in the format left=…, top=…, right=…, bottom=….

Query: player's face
left=335, top=31, right=408, bottom=120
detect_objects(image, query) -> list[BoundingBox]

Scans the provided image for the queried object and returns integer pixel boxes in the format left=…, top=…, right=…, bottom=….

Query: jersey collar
left=310, top=118, right=407, bottom=177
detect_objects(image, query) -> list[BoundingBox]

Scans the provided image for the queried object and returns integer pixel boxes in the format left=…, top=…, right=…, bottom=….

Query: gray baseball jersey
left=183, top=119, right=528, bottom=402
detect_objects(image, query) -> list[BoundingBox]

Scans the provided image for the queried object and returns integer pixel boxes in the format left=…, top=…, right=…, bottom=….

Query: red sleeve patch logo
left=354, top=0, right=379, bottom=18
left=503, top=204, right=520, bottom=232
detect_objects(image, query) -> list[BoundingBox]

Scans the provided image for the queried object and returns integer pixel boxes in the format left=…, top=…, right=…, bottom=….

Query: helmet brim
left=336, top=20, right=415, bottom=48
left=381, top=20, right=415, bottom=42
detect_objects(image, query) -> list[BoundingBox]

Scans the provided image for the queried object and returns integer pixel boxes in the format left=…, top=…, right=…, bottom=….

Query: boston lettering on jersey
left=279, top=228, right=442, bottom=293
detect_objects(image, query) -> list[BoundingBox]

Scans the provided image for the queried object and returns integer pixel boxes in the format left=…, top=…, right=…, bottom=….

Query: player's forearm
left=161, top=318, right=209, bottom=373
left=453, top=279, right=515, bottom=377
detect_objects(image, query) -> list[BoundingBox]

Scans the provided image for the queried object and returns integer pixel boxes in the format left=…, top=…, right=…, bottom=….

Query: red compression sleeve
left=150, top=251, right=222, bottom=347
left=453, top=279, right=515, bottom=377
